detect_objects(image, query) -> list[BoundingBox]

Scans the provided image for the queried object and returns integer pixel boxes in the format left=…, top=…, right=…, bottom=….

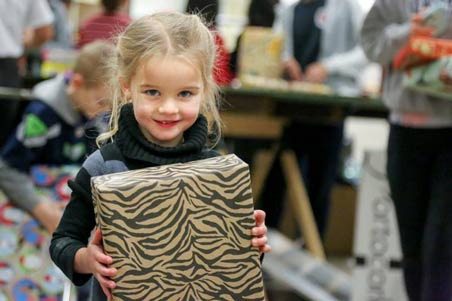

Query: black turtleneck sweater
left=50, top=103, right=218, bottom=300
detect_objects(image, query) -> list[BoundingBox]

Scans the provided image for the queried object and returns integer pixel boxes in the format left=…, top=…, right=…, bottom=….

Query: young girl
left=50, top=11, right=270, bottom=300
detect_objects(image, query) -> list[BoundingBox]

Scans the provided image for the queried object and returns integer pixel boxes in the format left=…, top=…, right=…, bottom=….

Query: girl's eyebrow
left=182, top=86, right=201, bottom=90
left=139, top=84, right=158, bottom=88
left=139, top=84, right=202, bottom=90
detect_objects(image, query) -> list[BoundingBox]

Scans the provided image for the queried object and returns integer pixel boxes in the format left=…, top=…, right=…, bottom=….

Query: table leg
left=281, top=150, right=326, bottom=260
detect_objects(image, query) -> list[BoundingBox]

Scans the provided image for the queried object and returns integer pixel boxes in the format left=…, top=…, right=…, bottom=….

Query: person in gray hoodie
left=260, top=0, right=367, bottom=236
left=0, top=41, right=113, bottom=234
left=361, top=1, right=452, bottom=300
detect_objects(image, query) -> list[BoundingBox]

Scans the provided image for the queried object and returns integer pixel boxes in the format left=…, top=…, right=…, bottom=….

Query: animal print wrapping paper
left=91, top=154, right=265, bottom=301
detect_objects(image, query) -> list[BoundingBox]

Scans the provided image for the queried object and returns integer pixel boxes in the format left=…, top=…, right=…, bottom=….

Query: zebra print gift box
left=91, top=154, right=265, bottom=301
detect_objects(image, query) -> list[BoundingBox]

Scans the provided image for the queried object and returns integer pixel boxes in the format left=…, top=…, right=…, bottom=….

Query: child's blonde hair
left=97, top=11, right=222, bottom=146
left=73, top=41, right=115, bottom=87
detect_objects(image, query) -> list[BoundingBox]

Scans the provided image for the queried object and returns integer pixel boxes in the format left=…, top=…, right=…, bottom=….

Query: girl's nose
left=158, top=98, right=179, bottom=114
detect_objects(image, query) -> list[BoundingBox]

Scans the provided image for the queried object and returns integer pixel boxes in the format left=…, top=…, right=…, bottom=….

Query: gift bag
left=238, top=26, right=284, bottom=81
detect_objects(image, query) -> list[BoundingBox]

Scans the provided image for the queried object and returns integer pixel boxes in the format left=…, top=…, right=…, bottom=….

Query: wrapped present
left=393, top=3, right=452, bottom=70
left=403, top=56, right=452, bottom=100
left=92, top=154, right=265, bottom=301
left=238, top=26, right=284, bottom=80
left=394, top=37, right=452, bottom=69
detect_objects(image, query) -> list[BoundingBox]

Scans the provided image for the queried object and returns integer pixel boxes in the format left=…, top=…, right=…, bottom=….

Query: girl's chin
left=150, top=136, right=183, bottom=147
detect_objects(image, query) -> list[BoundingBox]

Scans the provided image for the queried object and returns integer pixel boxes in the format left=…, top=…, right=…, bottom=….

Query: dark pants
left=387, top=124, right=452, bottom=301
left=260, top=121, right=344, bottom=237
left=0, top=58, right=21, bottom=147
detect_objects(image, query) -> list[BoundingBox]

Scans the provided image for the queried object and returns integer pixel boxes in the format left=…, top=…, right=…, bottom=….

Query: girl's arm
left=361, top=0, right=411, bottom=65
left=50, top=154, right=117, bottom=299
left=49, top=168, right=97, bottom=285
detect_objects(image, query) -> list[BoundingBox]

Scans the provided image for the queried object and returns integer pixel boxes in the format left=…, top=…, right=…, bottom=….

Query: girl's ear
left=119, top=77, right=131, bottom=100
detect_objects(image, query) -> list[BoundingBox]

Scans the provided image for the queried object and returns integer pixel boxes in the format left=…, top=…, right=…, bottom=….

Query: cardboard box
left=92, top=154, right=265, bottom=301
left=324, top=184, right=357, bottom=256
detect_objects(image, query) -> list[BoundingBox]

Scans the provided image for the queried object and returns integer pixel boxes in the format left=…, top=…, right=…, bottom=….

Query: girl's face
left=123, top=55, right=204, bottom=147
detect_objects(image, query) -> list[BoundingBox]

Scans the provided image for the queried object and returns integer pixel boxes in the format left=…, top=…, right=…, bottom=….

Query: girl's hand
left=252, top=210, right=271, bottom=253
left=86, top=228, right=117, bottom=300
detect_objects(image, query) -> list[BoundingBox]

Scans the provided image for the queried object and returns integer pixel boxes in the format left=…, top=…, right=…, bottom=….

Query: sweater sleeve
left=321, top=0, right=368, bottom=78
left=274, top=4, right=295, bottom=62
left=49, top=166, right=96, bottom=286
left=0, top=160, right=44, bottom=212
left=360, top=0, right=411, bottom=65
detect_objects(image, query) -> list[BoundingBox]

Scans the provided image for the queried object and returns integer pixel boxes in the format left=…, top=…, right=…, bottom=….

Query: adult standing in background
left=77, top=0, right=131, bottom=48
left=361, top=1, right=452, bottom=300
left=260, top=0, right=367, bottom=236
left=0, top=0, right=54, bottom=147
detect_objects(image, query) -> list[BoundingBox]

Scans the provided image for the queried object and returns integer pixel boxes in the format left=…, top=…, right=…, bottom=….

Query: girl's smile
left=154, top=119, right=180, bottom=128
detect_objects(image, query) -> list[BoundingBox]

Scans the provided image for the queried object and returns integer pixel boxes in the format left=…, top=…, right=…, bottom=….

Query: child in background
left=0, top=41, right=114, bottom=233
left=50, top=12, right=271, bottom=300
left=361, top=1, right=452, bottom=300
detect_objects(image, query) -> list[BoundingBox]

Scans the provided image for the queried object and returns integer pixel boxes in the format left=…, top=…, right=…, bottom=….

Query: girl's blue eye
left=179, top=91, right=193, bottom=98
left=144, top=89, right=160, bottom=96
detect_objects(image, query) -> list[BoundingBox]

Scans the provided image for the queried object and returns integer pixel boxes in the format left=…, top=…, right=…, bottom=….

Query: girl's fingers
left=259, top=244, right=272, bottom=254
left=100, top=266, right=117, bottom=277
left=252, top=236, right=268, bottom=247
left=99, top=279, right=113, bottom=300
left=97, top=274, right=116, bottom=289
left=95, top=251, right=112, bottom=265
left=252, top=226, right=267, bottom=237
left=253, top=210, right=266, bottom=226
left=94, top=261, right=117, bottom=277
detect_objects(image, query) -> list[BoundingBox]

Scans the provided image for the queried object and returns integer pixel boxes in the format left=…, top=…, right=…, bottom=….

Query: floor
left=264, top=255, right=352, bottom=301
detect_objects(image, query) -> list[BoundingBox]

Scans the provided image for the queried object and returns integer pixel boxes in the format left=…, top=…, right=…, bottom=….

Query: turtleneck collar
left=115, top=103, right=209, bottom=165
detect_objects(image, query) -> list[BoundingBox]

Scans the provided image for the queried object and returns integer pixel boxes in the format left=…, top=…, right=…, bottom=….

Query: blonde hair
left=73, top=41, right=116, bottom=87
left=97, top=11, right=222, bottom=147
